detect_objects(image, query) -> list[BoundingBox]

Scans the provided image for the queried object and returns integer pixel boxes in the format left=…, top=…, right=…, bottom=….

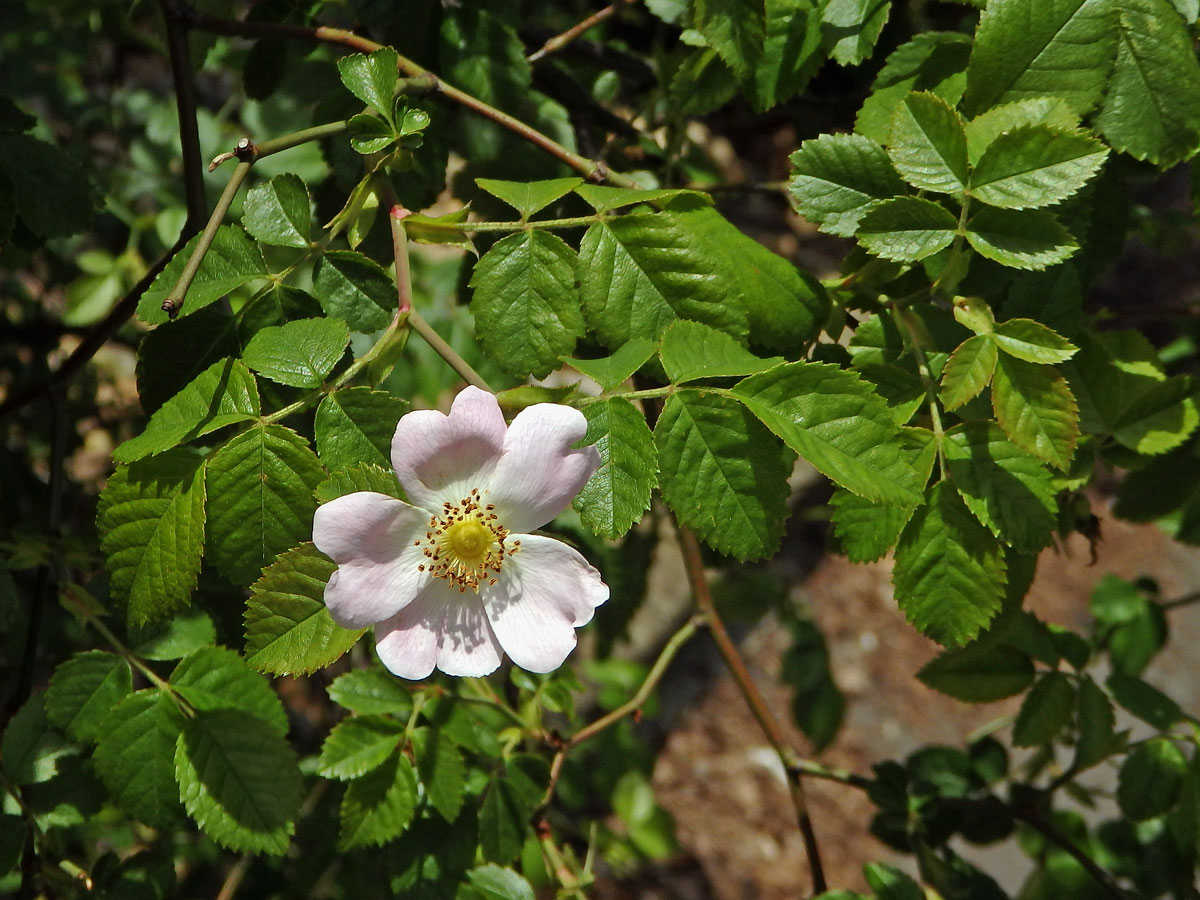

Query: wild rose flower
left=312, top=386, right=608, bottom=679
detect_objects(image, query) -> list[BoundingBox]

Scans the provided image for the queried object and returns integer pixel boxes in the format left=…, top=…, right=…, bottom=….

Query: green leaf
left=337, top=48, right=400, bottom=118
left=130, top=607, right=217, bottom=661
left=563, top=339, right=657, bottom=390
left=864, top=862, right=925, bottom=900
left=992, top=354, right=1079, bottom=469
left=917, top=645, right=1034, bottom=702
left=829, top=489, right=916, bottom=563
left=968, top=126, right=1107, bottom=210
left=750, top=0, right=824, bottom=111
left=1107, top=671, right=1183, bottom=730
left=693, top=0, right=765, bottom=80
left=855, top=196, right=958, bottom=262
left=44, top=651, right=132, bottom=743
left=1095, top=0, right=1200, bottom=166
left=339, top=752, right=418, bottom=850
left=92, top=690, right=182, bottom=828
left=963, top=0, right=1118, bottom=117
left=1074, top=675, right=1120, bottom=770
left=206, top=424, right=325, bottom=585
left=992, top=318, right=1077, bottom=364
left=313, top=250, right=396, bottom=333
left=893, top=482, right=1006, bottom=646
left=943, top=422, right=1058, bottom=552
left=137, top=225, right=267, bottom=325
left=654, top=391, right=793, bottom=560
left=245, top=543, right=364, bottom=676
left=731, top=361, right=923, bottom=507
left=1111, top=377, right=1200, bottom=455
left=466, top=865, right=536, bottom=900
left=318, top=716, right=405, bottom=780
left=327, top=668, right=413, bottom=716
left=469, top=230, right=583, bottom=379
left=479, top=756, right=547, bottom=863
left=175, top=708, right=302, bottom=855
left=243, top=173, right=311, bottom=248
left=314, top=387, right=409, bottom=471
left=347, top=114, right=397, bottom=155
left=1012, top=672, right=1075, bottom=746
left=887, top=92, right=969, bottom=193
left=965, top=206, right=1078, bottom=271
left=314, top=463, right=403, bottom=504
left=660, top=320, right=783, bottom=383
left=571, top=397, right=655, bottom=540
left=413, top=726, right=467, bottom=822
left=113, top=358, right=260, bottom=463
left=823, top=0, right=891, bottom=66
left=666, top=206, right=828, bottom=351
left=97, top=451, right=206, bottom=626
left=475, top=177, right=583, bottom=217
left=940, top=334, right=998, bottom=410
left=787, top=133, right=907, bottom=237
left=135, top=305, right=241, bottom=415
left=573, top=185, right=694, bottom=214
left=1118, top=738, right=1187, bottom=821
left=856, top=32, right=972, bottom=144
left=170, top=645, right=289, bottom=737
left=577, top=211, right=749, bottom=347
left=0, top=695, right=73, bottom=786
left=965, top=97, right=1080, bottom=164
left=242, top=318, right=349, bottom=389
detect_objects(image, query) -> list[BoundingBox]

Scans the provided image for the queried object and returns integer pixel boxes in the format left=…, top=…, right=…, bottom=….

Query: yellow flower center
left=414, top=488, right=518, bottom=593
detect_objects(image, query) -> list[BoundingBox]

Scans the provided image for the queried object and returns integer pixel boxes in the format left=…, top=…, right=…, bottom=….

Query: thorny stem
left=389, top=206, right=415, bottom=315
left=538, top=614, right=704, bottom=812
left=182, top=6, right=639, bottom=187
left=384, top=199, right=491, bottom=391
left=527, top=0, right=636, bottom=63
left=406, top=310, right=491, bottom=392
left=677, top=525, right=828, bottom=896
left=456, top=216, right=599, bottom=233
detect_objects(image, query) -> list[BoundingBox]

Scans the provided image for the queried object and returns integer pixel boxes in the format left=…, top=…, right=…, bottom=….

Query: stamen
left=412, top=490, right=519, bottom=592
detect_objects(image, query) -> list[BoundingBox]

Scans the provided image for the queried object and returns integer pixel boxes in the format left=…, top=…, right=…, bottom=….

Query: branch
left=951, top=797, right=1125, bottom=900
left=157, top=0, right=207, bottom=231
left=161, top=156, right=252, bottom=318
left=527, top=0, right=636, bottom=64
left=538, top=614, right=704, bottom=813
left=677, top=525, right=828, bottom=896
left=181, top=6, right=640, bottom=187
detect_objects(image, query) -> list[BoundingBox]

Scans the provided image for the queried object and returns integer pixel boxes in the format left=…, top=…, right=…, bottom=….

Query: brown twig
left=527, top=0, right=636, bottom=64
left=157, top=0, right=207, bottom=231
left=181, top=6, right=639, bottom=187
left=677, top=525, right=828, bottom=896
left=538, top=614, right=705, bottom=813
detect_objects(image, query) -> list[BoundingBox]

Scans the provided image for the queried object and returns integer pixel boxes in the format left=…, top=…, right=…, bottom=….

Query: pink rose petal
left=483, top=402, right=601, bottom=533
left=391, top=385, right=507, bottom=510
left=313, top=492, right=430, bottom=628
left=482, top=534, right=608, bottom=673
left=375, top=582, right=504, bottom=679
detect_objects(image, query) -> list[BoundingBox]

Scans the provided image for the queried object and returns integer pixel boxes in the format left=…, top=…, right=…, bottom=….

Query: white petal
left=482, top=534, right=608, bottom=673
left=391, top=386, right=507, bottom=511
left=312, top=492, right=430, bottom=629
left=483, top=402, right=602, bottom=533
left=375, top=582, right=504, bottom=679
